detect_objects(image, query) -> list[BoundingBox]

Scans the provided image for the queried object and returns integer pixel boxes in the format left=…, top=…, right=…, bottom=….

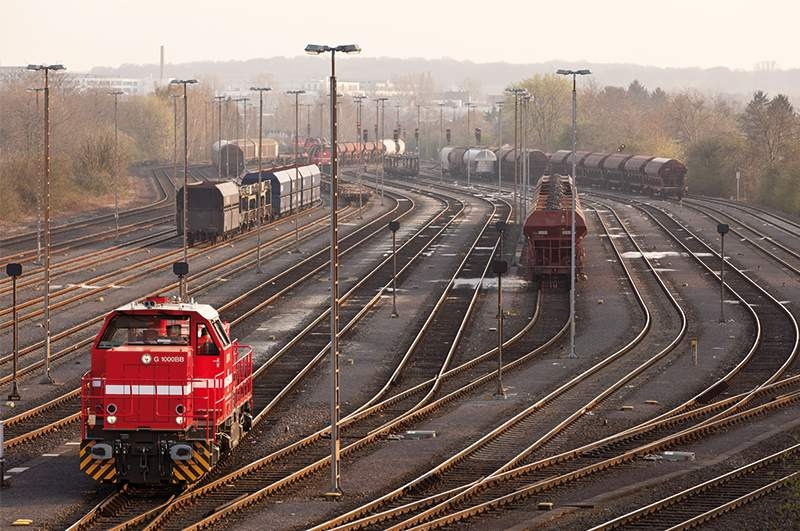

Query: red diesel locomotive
left=79, top=296, right=253, bottom=485
left=523, top=174, right=587, bottom=280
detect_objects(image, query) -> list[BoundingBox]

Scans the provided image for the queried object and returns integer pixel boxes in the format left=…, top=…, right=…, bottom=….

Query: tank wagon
left=306, top=138, right=403, bottom=170
left=80, top=296, right=253, bottom=485
left=176, top=164, right=321, bottom=244
left=440, top=146, right=547, bottom=184
left=523, top=174, right=587, bottom=281
left=550, top=149, right=687, bottom=198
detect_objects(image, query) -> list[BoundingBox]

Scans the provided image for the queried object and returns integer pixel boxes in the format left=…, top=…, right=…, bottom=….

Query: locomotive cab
left=80, top=296, right=253, bottom=485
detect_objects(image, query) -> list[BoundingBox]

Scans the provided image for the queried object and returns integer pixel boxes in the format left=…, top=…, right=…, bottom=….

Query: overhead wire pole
left=287, top=89, right=306, bottom=253
left=170, top=79, right=198, bottom=300
left=305, top=42, right=361, bottom=498
left=505, top=88, right=522, bottom=225
left=438, top=102, right=445, bottom=182
left=213, top=95, right=225, bottom=180
left=465, top=102, right=475, bottom=187
left=233, top=97, right=247, bottom=173
left=251, top=87, right=272, bottom=272
left=110, top=90, right=124, bottom=240
left=497, top=101, right=503, bottom=194
left=375, top=97, right=389, bottom=205
left=557, top=68, right=591, bottom=360
left=28, top=63, right=65, bottom=384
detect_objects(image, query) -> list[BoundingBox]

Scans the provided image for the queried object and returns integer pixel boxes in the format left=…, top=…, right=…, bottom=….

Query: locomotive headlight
left=106, top=415, right=117, bottom=425
left=175, top=404, right=185, bottom=415
left=175, top=416, right=184, bottom=425
left=106, top=403, right=117, bottom=414
left=141, top=353, right=152, bottom=365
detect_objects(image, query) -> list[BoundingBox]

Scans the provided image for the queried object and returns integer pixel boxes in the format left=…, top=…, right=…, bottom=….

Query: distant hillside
left=91, top=56, right=800, bottom=100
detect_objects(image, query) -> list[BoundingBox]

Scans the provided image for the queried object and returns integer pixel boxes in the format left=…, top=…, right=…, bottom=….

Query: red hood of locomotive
left=87, top=345, right=194, bottom=431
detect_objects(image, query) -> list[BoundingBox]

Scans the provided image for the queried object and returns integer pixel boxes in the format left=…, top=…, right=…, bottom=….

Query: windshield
left=97, top=313, right=190, bottom=348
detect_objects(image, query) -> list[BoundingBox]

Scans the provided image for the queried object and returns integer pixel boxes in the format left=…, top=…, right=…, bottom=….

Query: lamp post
left=109, top=90, right=124, bottom=240
left=505, top=88, right=524, bottom=225
left=6, top=263, right=22, bottom=401
left=388, top=220, right=400, bottom=318
left=736, top=170, right=741, bottom=202
left=557, top=68, right=591, bottom=360
left=171, top=92, right=180, bottom=201
left=717, top=223, right=729, bottom=323
left=170, top=79, right=198, bottom=300
left=302, top=103, right=312, bottom=139
left=375, top=97, right=389, bottom=205
left=287, top=89, right=306, bottom=253
left=213, top=95, right=225, bottom=180
left=232, top=97, right=248, bottom=173
left=497, top=102, right=504, bottom=194
left=438, top=102, right=445, bottom=182
left=305, top=42, right=361, bottom=497
left=353, top=95, right=366, bottom=144
left=251, top=87, right=272, bottom=272
left=27, top=63, right=65, bottom=384
left=27, top=87, right=45, bottom=265
left=521, top=92, right=531, bottom=214
left=465, top=102, right=476, bottom=187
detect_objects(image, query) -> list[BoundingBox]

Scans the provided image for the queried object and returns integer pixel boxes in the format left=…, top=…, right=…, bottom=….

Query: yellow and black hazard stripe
left=79, top=441, right=118, bottom=482
left=171, top=441, right=215, bottom=483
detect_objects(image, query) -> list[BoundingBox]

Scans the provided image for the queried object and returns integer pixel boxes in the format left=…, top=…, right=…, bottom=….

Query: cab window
left=211, top=319, right=231, bottom=346
left=97, top=314, right=189, bottom=348
left=196, top=323, right=219, bottom=356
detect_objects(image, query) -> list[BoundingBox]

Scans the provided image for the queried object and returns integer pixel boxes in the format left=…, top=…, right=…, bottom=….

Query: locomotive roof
left=115, top=299, right=220, bottom=321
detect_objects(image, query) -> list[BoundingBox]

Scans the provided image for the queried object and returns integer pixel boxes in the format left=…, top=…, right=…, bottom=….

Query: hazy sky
left=2, top=0, right=794, bottom=72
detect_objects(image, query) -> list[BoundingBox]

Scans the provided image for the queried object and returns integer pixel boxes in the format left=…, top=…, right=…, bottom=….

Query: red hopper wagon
left=79, top=296, right=253, bottom=485
left=523, top=174, right=587, bottom=280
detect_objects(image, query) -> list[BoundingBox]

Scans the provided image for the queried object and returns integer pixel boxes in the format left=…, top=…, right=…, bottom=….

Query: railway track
left=590, top=442, right=800, bottom=530
left=0, top=202, right=363, bottom=452
left=325, top=188, right=799, bottom=530
left=135, top=187, right=484, bottom=530
left=60, top=183, right=453, bottom=529
left=0, top=166, right=174, bottom=263
left=307, top=196, right=691, bottom=530
left=0, top=203, right=329, bottom=380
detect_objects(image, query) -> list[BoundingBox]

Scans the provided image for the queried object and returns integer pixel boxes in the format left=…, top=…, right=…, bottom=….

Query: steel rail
left=0, top=204, right=332, bottom=377
left=590, top=442, right=800, bottom=530
left=314, top=197, right=689, bottom=530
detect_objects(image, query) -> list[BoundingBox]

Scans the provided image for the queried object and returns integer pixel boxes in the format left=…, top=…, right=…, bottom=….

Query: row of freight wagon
left=440, top=146, right=687, bottom=199
left=176, top=164, right=321, bottom=244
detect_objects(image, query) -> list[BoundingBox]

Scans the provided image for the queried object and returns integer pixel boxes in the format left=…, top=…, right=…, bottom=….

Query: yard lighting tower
left=109, top=90, right=124, bottom=240
left=505, top=88, right=525, bottom=225
left=170, top=79, right=198, bottom=300
left=233, top=97, right=248, bottom=170
left=375, top=97, right=389, bottom=205
left=251, top=87, right=272, bottom=272
left=171, top=93, right=181, bottom=208
left=496, top=101, right=504, bottom=194
left=353, top=95, right=366, bottom=144
left=556, top=68, right=591, bottom=360
left=286, top=89, right=306, bottom=253
left=465, top=102, right=476, bottom=187
left=305, top=42, right=361, bottom=497
left=27, top=87, right=46, bottom=264
left=213, top=95, right=226, bottom=180
left=27, top=63, right=65, bottom=383
left=438, top=102, right=446, bottom=181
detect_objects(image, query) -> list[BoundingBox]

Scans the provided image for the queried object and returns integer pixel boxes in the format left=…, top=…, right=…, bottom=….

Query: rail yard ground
left=3, top=162, right=800, bottom=530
